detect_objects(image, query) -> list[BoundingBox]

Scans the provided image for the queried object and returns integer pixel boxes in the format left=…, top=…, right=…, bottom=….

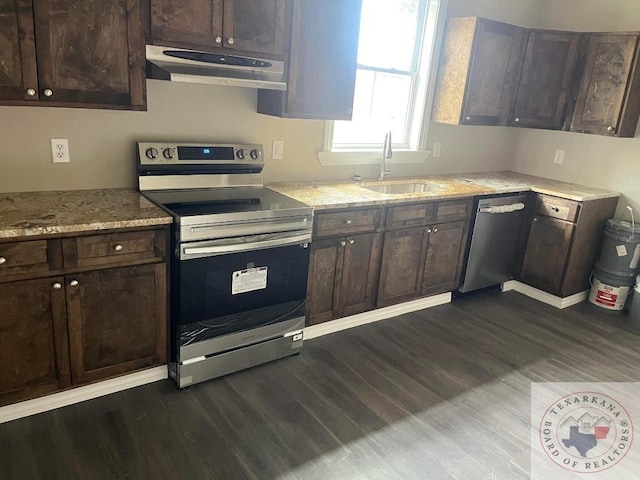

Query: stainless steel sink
left=360, top=183, right=442, bottom=194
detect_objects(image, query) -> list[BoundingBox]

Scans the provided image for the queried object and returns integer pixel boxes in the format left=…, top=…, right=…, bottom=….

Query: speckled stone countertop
left=0, top=189, right=172, bottom=239
left=268, top=171, right=619, bottom=210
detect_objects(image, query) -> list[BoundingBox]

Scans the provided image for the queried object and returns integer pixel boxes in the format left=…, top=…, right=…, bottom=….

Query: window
left=322, top=0, right=443, bottom=163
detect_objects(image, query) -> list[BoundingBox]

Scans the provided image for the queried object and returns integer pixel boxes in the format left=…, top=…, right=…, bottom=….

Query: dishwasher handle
left=479, top=202, right=525, bottom=214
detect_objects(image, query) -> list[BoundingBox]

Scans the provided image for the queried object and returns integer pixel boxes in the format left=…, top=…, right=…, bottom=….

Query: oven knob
left=250, top=149, right=262, bottom=160
left=145, top=147, right=159, bottom=160
left=163, top=148, right=175, bottom=159
left=236, top=149, right=246, bottom=160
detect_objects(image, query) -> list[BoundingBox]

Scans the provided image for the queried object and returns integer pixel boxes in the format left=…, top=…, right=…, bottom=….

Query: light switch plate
left=272, top=140, right=284, bottom=160
left=553, top=149, right=565, bottom=164
left=433, top=142, right=442, bottom=158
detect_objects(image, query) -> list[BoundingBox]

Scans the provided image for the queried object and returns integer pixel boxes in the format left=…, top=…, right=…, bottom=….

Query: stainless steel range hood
left=145, top=45, right=287, bottom=91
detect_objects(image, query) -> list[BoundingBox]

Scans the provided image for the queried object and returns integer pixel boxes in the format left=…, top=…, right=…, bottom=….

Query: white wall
left=511, top=0, right=640, bottom=217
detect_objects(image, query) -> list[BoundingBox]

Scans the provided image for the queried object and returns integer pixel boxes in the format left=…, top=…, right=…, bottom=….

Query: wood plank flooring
left=2, top=291, right=640, bottom=480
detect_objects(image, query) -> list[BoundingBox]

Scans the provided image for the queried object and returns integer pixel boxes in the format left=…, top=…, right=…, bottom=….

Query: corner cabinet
left=510, top=30, right=581, bottom=129
left=431, top=17, right=524, bottom=126
left=257, top=0, right=362, bottom=120
left=0, top=227, right=168, bottom=407
left=519, top=194, right=618, bottom=297
left=149, top=0, right=287, bottom=58
left=0, top=0, right=146, bottom=110
left=571, top=33, right=640, bottom=137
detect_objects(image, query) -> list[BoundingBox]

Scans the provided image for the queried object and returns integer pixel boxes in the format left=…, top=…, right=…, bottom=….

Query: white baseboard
left=501, top=280, right=589, bottom=309
left=0, top=365, right=168, bottom=425
left=304, top=292, right=452, bottom=340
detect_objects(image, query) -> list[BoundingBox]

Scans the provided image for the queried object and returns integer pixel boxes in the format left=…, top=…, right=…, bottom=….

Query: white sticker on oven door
left=232, top=267, right=268, bottom=295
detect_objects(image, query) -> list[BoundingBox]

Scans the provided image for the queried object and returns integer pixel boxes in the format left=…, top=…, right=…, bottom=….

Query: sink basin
left=360, top=183, right=442, bottom=194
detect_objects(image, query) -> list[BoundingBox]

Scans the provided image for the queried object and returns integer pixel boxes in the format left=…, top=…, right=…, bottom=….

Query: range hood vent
left=145, top=45, right=287, bottom=91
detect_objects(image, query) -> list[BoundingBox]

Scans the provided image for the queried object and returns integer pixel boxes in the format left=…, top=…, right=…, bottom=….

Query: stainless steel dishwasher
left=458, top=193, right=532, bottom=293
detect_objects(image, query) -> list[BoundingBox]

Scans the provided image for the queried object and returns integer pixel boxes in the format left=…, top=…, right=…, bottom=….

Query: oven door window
left=178, top=243, right=309, bottom=343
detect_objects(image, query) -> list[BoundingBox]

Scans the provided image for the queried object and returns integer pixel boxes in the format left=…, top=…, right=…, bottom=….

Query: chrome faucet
left=379, top=130, right=392, bottom=180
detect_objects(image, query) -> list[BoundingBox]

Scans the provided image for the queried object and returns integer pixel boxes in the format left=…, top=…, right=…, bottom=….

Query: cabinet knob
left=514, top=117, right=520, bottom=123
left=53, top=282, right=62, bottom=290
left=426, top=228, right=432, bottom=233
left=433, top=228, right=438, bottom=233
left=0, top=256, right=6, bottom=265
left=114, top=244, right=124, bottom=252
left=607, top=126, right=614, bottom=132
left=43, top=88, right=53, bottom=97
left=340, top=241, right=346, bottom=247
left=345, top=219, right=352, bottom=225
left=69, top=280, right=79, bottom=287
left=26, top=88, right=36, bottom=96
left=534, top=217, right=538, bottom=222
left=551, top=206, right=560, bottom=212
left=464, top=116, right=471, bottom=121
left=227, top=37, right=234, bottom=45
left=349, top=239, right=355, bottom=245
left=215, top=36, right=222, bottom=44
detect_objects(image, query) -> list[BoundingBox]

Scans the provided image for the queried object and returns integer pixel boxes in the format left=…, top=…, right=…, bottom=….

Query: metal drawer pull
left=349, top=239, right=355, bottom=245
left=53, top=283, right=62, bottom=290
left=69, top=280, right=79, bottom=287
left=182, top=233, right=311, bottom=258
left=114, top=244, right=124, bottom=252
left=0, top=257, right=6, bottom=265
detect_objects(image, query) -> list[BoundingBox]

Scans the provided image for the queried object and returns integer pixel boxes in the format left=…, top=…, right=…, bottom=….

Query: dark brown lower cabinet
left=520, top=216, right=574, bottom=293
left=0, top=277, right=71, bottom=407
left=66, top=264, right=167, bottom=385
left=377, top=221, right=468, bottom=307
left=307, top=233, right=380, bottom=325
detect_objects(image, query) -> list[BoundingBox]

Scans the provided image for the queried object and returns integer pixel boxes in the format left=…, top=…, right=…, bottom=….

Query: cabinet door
left=511, top=31, right=580, bottom=129
left=258, top=0, right=362, bottom=119
left=306, top=238, right=343, bottom=325
left=520, top=216, right=575, bottom=294
left=151, top=0, right=223, bottom=50
left=33, top=0, right=145, bottom=108
left=421, top=221, right=468, bottom=295
left=377, top=227, right=427, bottom=308
left=462, top=18, right=524, bottom=125
left=0, top=277, right=70, bottom=407
left=338, top=233, right=380, bottom=318
left=223, top=0, right=285, bottom=56
left=66, top=264, right=167, bottom=385
left=571, top=34, right=640, bottom=136
left=0, top=0, right=39, bottom=101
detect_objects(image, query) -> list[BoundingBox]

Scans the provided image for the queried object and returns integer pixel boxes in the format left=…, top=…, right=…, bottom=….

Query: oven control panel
left=137, top=142, right=264, bottom=166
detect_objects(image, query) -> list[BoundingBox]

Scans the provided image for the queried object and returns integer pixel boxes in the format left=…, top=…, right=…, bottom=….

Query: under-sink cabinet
left=306, top=199, right=472, bottom=326
left=0, top=227, right=168, bottom=407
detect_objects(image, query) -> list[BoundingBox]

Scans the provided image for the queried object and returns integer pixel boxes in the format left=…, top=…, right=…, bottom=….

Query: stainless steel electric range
left=137, top=142, right=313, bottom=388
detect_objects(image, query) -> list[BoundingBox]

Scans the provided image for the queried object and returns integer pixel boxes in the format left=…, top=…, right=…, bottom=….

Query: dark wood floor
left=3, top=291, right=640, bottom=480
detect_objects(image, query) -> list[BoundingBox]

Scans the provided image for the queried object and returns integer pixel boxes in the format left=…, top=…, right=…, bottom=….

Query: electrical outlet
left=51, top=138, right=70, bottom=163
left=553, top=149, right=565, bottom=164
left=433, top=142, right=442, bottom=158
left=272, top=140, right=284, bottom=160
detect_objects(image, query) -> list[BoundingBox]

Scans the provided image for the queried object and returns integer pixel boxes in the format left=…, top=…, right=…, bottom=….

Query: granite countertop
left=268, top=171, right=619, bottom=210
left=0, top=189, right=172, bottom=239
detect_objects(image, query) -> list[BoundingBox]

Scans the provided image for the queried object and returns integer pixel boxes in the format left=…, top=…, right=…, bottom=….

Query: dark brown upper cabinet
left=150, top=0, right=287, bottom=58
left=257, top=0, right=362, bottom=120
left=510, top=30, right=581, bottom=129
left=571, top=33, right=640, bottom=137
left=0, top=0, right=146, bottom=110
left=431, top=17, right=525, bottom=126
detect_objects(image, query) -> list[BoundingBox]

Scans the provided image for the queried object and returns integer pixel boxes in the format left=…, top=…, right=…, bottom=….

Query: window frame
left=318, top=0, right=448, bottom=166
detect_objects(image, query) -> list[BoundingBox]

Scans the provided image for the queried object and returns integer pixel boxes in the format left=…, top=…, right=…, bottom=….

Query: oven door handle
left=182, top=233, right=311, bottom=259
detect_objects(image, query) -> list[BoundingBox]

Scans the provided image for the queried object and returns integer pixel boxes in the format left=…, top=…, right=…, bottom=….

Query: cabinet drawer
left=0, top=240, right=60, bottom=278
left=315, top=208, right=382, bottom=238
left=435, top=199, right=473, bottom=223
left=536, top=196, right=579, bottom=222
left=385, top=202, right=435, bottom=229
left=63, top=229, right=166, bottom=268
